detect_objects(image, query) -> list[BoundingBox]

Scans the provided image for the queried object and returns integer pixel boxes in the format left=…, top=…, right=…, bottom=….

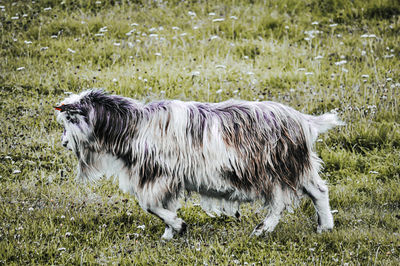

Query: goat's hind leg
left=303, top=173, right=334, bottom=233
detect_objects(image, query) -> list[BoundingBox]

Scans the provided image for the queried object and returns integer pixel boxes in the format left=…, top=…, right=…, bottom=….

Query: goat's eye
left=65, top=114, right=78, bottom=123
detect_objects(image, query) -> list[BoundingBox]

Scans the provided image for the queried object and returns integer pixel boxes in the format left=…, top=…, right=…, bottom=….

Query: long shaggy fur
left=56, top=90, right=343, bottom=239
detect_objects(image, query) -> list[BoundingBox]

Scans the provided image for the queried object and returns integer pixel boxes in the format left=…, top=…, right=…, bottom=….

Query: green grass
left=1, top=0, right=399, bottom=264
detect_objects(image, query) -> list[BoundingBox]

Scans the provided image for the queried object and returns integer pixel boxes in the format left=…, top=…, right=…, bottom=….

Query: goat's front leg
left=147, top=207, right=187, bottom=240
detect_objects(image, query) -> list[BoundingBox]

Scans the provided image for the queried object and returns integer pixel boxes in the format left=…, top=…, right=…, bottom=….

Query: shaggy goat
left=55, top=90, right=343, bottom=239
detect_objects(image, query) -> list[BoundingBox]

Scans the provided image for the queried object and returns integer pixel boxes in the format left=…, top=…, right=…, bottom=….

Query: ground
left=0, top=0, right=399, bottom=264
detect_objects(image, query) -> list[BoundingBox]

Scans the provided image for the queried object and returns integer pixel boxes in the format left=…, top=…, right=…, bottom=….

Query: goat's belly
left=184, top=180, right=255, bottom=203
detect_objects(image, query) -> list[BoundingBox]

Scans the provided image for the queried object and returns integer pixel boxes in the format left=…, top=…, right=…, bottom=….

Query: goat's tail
left=307, top=113, right=345, bottom=141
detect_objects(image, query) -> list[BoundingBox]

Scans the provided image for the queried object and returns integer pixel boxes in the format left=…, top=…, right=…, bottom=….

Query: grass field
left=1, top=0, right=399, bottom=264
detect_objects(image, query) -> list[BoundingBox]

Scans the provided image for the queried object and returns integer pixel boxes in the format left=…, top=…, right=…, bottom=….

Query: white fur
left=56, top=90, right=342, bottom=239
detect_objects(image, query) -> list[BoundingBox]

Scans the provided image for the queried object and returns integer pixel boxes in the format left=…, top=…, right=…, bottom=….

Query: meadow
left=0, top=0, right=399, bottom=264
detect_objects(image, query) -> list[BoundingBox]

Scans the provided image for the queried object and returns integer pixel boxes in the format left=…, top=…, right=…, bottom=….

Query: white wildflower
left=40, top=47, right=49, bottom=51
left=246, top=71, right=254, bottom=75
left=361, top=74, right=369, bottom=78
left=305, top=30, right=321, bottom=38
left=137, top=225, right=146, bottom=230
left=386, top=78, right=393, bottom=82
left=28, top=207, right=34, bottom=211
left=24, top=40, right=32, bottom=44
left=210, top=35, right=219, bottom=40
left=149, top=27, right=156, bottom=32
left=16, top=67, right=25, bottom=71
left=65, top=232, right=72, bottom=237
left=99, top=26, right=108, bottom=33
left=188, top=11, right=196, bottom=17
left=191, top=71, right=200, bottom=76
left=330, top=23, right=338, bottom=27
left=44, top=7, right=52, bottom=11
left=361, top=50, right=366, bottom=56
left=361, top=34, right=377, bottom=38
left=126, top=30, right=134, bottom=36
left=58, top=247, right=66, bottom=252
left=331, top=210, right=339, bottom=214
left=209, top=12, right=216, bottom=16
left=94, top=33, right=104, bottom=37
left=230, top=16, right=238, bottom=20
left=311, top=21, right=319, bottom=25
left=60, top=215, right=65, bottom=219
left=149, top=33, right=158, bottom=37
left=335, top=60, right=347, bottom=66
left=193, top=26, right=199, bottom=30
left=131, top=23, right=139, bottom=27
left=95, top=1, right=101, bottom=4
left=215, top=89, right=223, bottom=94
left=112, top=78, right=118, bottom=83
left=180, top=33, right=187, bottom=37
left=341, top=68, right=348, bottom=73
left=285, top=25, right=289, bottom=29
left=113, top=42, right=120, bottom=46
left=305, top=72, right=314, bottom=76
left=172, top=26, right=180, bottom=30
left=212, top=18, right=225, bottom=22
left=11, top=16, right=19, bottom=20
left=314, top=55, right=323, bottom=60
left=51, top=35, right=58, bottom=39
left=67, top=48, right=76, bottom=54
left=369, top=170, right=379, bottom=174
left=155, top=53, right=162, bottom=56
